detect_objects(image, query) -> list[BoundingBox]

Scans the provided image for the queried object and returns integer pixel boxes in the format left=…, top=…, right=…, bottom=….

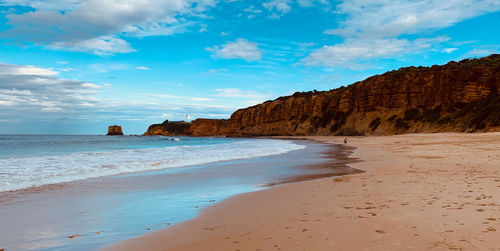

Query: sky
left=0, top=0, right=499, bottom=134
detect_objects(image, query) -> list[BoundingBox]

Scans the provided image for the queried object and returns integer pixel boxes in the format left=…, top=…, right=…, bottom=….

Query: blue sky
left=0, top=0, right=499, bottom=134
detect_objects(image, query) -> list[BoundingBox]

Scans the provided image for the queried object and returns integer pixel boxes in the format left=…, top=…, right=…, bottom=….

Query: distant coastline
left=144, top=55, right=500, bottom=137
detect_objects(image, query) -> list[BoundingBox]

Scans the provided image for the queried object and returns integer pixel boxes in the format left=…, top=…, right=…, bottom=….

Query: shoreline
left=0, top=139, right=336, bottom=251
left=263, top=142, right=362, bottom=187
left=0, top=139, right=351, bottom=202
left=104, top=132, right=500, bottom=251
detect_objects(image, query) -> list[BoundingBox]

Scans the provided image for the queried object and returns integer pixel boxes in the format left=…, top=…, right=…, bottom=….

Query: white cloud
left=0, top=0, right=81, bottom=10
left=304, top=37, right=449, bottom=68
left=0, top=63, right=101, bottom=113
left=220, top=31, right=230, bottom=36
left=199, top=23, right=208, bottom=32
left=444, top=48, right=458, bottom=53
left=305, top=0, right=500, bottom=68
left=244, top=5, right=262, bottom=13
left=89, top=63, right=129, bottom=73
left=135, top=66, right=150, bottom=70
left=41, top=107, right=63, bottom=112
left=0, top=64, right=59, bottom=76
left=329, top=0, right=500, bottom=39
left=244, top=0, right=329, bottom=19
left=243, top=5, right=262, bottom=19
left=50, top=36, right=135, bottom=55
left=464, top=46, right=500, bottom=58
left=3, top=0, right=217, bottom=54
left=206, top=68, right=229, bottom=74
left=81, top=83, right=102, bottom=89
left=296, top=0, right=328, bottom=7
left=263, top=0, right=292, bottom=16
left=206, top=38, right=262, bottom=61
left=190, top=97, right=215, bottom=102
left=161, top=113, right=174, bottom=119
left=143, top=93, right=216, bottom=102
left=57, top=67, right=74, bottom=72
left=215, top=88, right=270, bottom=100
left=260, top=0, right=329, bottom=18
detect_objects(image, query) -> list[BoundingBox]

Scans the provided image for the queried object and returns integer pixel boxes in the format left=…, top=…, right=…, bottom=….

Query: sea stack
left=107, top=125, right=124, bottom=135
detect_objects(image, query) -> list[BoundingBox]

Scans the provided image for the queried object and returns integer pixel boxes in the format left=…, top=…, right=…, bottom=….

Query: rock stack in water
left=107, top=125, right=124, bottom=135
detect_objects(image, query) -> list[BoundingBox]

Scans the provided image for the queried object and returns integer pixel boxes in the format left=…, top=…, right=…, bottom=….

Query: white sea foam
left=0, top=139, right=304, bottom=192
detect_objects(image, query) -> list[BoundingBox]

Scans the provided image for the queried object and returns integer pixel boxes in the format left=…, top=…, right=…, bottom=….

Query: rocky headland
left=185, top=55, right=500, bottom=136
left=144, top=120, right=191, bottom=136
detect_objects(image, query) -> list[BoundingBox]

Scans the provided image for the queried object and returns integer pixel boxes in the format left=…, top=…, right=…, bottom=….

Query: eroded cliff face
left=187, top=55, right=500, bottom=136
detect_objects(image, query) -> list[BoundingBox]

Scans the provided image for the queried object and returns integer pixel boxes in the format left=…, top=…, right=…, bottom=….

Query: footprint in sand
left=482, top=226, right=497, bottom=233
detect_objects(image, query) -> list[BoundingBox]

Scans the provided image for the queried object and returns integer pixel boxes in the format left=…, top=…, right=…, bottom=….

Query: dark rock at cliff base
left=186, top=54, right=500, bottom=136
left=107, top=125, right=123, bottom=135
left=144, top=120, right=191, bottom=136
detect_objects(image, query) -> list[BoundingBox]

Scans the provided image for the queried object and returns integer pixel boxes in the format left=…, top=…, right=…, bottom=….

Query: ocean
left=0, top=135, right=348, bottom=250
left=0, top=135, right=304, bottom=193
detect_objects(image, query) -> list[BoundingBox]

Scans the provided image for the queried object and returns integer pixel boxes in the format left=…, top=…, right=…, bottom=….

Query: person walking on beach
left=344, top=137, right=348, bottom=144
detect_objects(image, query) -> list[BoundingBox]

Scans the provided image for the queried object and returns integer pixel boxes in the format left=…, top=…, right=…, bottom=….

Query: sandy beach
left=105, top=132, right=500, bottom=251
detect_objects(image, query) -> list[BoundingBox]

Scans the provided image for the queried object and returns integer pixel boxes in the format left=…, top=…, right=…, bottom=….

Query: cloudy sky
left=0, top=0, right=499, bottom=134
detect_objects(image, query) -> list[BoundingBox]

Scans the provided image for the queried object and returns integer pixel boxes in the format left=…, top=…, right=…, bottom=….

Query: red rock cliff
left=187, top=55, right=500, bottom=136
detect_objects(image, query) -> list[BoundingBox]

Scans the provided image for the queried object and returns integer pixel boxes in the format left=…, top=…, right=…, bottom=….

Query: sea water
left=0, top=135, right=304, bottom=193
left=0, top=135, right=332, bottom=251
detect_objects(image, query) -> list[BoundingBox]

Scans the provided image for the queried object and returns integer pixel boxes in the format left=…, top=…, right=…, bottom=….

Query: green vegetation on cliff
left=144, top=120, right=191, bottom=136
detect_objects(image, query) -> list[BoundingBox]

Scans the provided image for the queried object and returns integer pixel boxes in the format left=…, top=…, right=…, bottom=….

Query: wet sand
left=105, top=132, right=500, bottom=251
